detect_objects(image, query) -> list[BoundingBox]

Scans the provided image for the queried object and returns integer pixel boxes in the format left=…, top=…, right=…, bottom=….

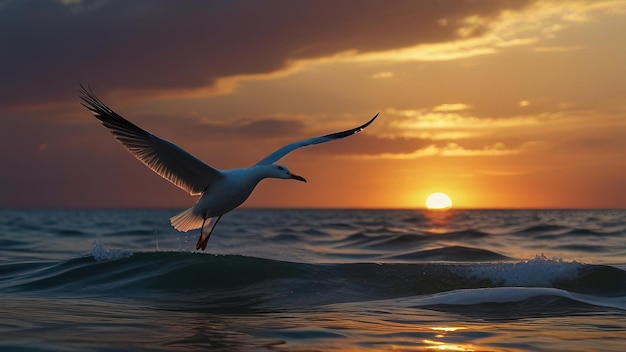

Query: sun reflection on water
left=424, top=339, right=475, bottom=351
left=423, top=326, right=474, bottom=351
left=423, top=208, right=456, bottom=234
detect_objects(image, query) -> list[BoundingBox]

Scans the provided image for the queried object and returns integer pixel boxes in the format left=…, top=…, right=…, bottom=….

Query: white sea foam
left=91, top=240, right=133, bottom=262
left=451, top=254, right=581, bottom=286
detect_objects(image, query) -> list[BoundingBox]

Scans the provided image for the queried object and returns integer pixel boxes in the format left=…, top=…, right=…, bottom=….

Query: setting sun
left=425, top=192, right=453, bottom=210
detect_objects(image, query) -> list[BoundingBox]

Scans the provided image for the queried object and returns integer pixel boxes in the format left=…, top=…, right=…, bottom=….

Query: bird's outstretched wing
left=79, top=85, right=223, bottom=196
left=254, top=113, right=379, bottom=166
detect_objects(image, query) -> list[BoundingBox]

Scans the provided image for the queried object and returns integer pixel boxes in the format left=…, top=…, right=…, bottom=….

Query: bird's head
left=270, top=164, right=306, bottom=182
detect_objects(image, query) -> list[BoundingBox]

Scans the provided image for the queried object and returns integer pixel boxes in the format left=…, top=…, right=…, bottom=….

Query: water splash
left=451, top=254, right=581, bottom=286
left=91, top=240, right=133, bottom=262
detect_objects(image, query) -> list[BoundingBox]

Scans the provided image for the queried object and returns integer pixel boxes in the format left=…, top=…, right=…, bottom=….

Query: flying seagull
left=79, top=85, right=378, bottom=250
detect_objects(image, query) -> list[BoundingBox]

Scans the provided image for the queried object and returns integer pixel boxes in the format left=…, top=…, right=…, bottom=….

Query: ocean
left=0, top=208, right=625, bottom=351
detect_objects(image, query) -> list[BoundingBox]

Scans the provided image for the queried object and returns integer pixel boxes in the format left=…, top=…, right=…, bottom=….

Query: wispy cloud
left=433, top=103, right=471, bottom=112
left=344, top=141, right=539, bottom=160
left=387, top=108, right=544, bottom=130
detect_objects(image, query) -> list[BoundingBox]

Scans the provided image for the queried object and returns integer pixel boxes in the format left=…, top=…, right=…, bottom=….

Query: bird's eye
left=277, top=166, right=285, bottom=171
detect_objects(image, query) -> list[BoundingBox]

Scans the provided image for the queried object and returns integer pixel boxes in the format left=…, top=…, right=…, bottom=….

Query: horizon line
left=1, top=206, right=624, bottom=211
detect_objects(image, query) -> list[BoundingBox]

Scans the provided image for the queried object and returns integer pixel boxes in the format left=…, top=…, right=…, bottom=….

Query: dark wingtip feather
left=360, top=112, right=379, bottom=131
left=78, top=84, right=149, bottom=138
left=78, top=84, right=111, bottom=116
left=324, top=112, right=380, bottom=140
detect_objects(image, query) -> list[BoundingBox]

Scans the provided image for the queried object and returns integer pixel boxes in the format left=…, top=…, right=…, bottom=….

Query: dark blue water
left=1, top=209, right=625, bottom=351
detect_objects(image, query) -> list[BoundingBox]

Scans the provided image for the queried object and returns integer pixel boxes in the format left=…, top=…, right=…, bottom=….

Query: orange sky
left=1, top=0, right=625, bottom=209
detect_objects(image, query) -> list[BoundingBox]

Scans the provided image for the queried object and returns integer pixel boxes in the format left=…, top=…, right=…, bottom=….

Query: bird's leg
left=196, top=215, right=223, bottom=251
left=196, top=216, right=208, bottom=250
left=200, top=216, right=207, bottom=233
left=195, top=216, right=208, bottom=250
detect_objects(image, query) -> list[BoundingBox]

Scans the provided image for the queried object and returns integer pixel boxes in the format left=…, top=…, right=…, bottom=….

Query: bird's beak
left=290, top=173, right=307, bottom=183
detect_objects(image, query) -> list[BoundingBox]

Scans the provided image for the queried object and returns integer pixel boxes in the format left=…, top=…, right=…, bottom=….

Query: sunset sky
left=1, top=0, right=625, bottom=209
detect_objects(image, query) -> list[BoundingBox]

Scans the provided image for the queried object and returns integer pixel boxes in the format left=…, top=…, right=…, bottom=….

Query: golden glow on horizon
left=426, top=192, right=453, bottom=210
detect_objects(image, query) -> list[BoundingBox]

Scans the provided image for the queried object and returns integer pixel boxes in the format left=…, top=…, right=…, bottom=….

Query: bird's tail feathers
left=170, top=207, right=205, bottom=232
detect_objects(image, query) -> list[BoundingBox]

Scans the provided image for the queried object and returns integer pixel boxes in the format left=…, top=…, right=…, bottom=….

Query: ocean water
left=0, top=209, right=625, bottom=351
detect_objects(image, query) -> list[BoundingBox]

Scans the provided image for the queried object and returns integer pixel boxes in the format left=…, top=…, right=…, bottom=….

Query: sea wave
left=385, top=245, right=511, bottom=261
left=1, top=241, right=624, bottom=313
left=403, top=287, right=626, bottom=312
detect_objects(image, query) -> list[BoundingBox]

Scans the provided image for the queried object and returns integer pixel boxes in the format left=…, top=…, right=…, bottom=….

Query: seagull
left=79, top=85, right=378, bottom=250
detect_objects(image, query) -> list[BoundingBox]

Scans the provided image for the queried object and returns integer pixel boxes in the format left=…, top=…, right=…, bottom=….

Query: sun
left=425, top=192, right=452, bottom=210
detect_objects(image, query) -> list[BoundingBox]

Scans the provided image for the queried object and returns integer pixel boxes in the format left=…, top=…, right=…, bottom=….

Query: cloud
left=0, top=0, right=539, bottom=108
left=344, top=141, right=539, bottom=160
left=440, top=142, right=535, bottom=156
left=285, top=1, right=626, bottom=66
left=387, top=108, right=544, bottom=130
left=433, top=103, right=471, bottom=112
left=3, top=0, right=623, bottom=110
